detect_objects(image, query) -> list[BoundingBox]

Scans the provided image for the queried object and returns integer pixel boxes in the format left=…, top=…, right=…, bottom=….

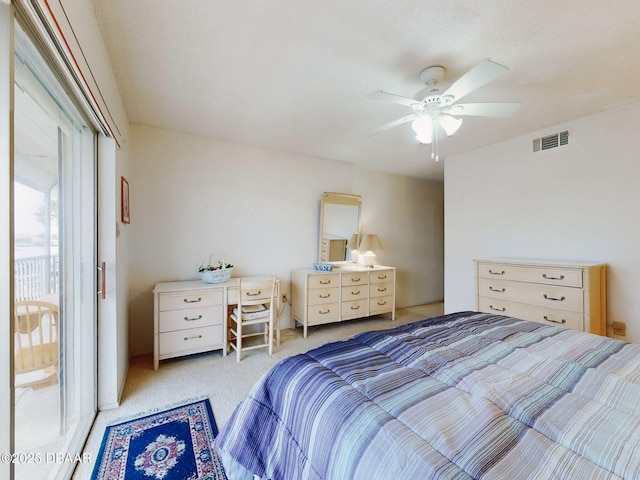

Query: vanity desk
left=291, top=264, right=396, bottom=337
left=153, top=277, right=280, bottom=370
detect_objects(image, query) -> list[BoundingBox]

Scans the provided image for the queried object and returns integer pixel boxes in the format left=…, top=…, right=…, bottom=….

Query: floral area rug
left=92, top=399, right=227, bottom=480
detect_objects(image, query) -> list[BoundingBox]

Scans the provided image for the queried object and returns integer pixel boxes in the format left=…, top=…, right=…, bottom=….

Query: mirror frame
left=318, top=192, right=361, bottom=264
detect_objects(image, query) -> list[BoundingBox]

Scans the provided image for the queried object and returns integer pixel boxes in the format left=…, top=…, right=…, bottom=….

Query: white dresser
left=292, top=265, right=396, bottom=337
left=474, top=259, right=606, bottom=335
left=153, top=280, right=230, bottom=370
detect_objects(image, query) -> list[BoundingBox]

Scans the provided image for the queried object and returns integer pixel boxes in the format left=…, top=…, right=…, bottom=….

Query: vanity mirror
left=318, top=192, right=361, bottom=263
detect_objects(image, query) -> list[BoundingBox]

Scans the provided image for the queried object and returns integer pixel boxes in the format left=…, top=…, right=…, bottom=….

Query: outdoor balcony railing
left=14, top=255, right=59, bottom=301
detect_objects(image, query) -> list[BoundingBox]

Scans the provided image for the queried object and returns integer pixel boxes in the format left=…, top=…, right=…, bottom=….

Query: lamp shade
left=439, top=115, right=462, bottom=136
left=347, top=233, right=359, bottom=250
left=412, top=114, right=462, bottom=144
left=359, top=234, right=383, bottom=252
left=411, top=116, right=434, bottom=144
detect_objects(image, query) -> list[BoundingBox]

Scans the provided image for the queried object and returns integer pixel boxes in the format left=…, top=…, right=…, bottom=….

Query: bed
left=214, top=311, right=640, bottom=479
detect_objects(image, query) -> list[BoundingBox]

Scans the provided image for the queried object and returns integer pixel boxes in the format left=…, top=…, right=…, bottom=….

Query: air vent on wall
left=533, top=130, right=569, bottom=152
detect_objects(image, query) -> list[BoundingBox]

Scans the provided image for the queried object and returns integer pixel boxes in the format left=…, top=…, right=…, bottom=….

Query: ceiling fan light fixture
left=440, top=115, right=463, bottom=136
left=411, top=116, right=434, bottom=144
left=412, top=114, right=462, bottom=144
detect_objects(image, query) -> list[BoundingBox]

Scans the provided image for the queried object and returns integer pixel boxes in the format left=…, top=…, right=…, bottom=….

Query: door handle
left=97, top=262, right=106, bottom=299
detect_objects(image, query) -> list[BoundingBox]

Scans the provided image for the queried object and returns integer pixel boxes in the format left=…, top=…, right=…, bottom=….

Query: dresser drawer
left=159, top=305, right=223, bottom=333
left=370, top=295, right=394, bottom=315
left=478, top=296, right=584, bottom=331
left=158, top=325, right=223, bottom=357
left=320, top=239, right=329, bottom=262
left=342, top=285, right=367, bottom=301
left=308, top=287, right=340, bottom=305
left=341, top=299, right=367, bottom=319
left=341, top=272, right=368, bottom=286
left=307, top=303, right=340, bottom=325
left=371, top=270, right=393, bottom=283
left=159, top=289, right=223, bottom=311
left=370, top=281, right=394, bottom=298
left=308, top=274, right=340, bottom=289
left=477, top=263, right=583, bottom=288
left=478, top=278, right=583, bottom=312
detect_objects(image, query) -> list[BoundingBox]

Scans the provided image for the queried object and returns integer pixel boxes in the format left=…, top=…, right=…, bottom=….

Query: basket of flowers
left=199, top=255, right=233, bottom=284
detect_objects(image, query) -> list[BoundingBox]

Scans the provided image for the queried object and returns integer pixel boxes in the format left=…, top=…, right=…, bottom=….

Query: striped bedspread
left=215, top=312, right=640, bottom=479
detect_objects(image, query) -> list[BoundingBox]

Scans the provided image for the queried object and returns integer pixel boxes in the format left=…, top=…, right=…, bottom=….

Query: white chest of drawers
left=292, top=265, right=396, bottom=337
left=474, top=259, right=607, bottom=335
left=153, top=280, right=229, bottom=370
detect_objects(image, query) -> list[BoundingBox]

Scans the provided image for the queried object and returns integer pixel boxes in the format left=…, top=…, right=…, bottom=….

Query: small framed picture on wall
left=121, top=176, right=130, bottom=224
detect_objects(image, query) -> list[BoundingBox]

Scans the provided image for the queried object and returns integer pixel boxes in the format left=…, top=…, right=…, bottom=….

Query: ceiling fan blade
left=440, top=59, right=510, bottom=103
left=368, top=90, right=421, bottom=107
left=452, top=102, right=521, bottom=118
left=368, top=114, right=419, bottom=136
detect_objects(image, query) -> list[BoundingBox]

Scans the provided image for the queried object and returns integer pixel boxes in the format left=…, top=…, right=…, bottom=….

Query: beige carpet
left=73, top=302, right=444, bottom=478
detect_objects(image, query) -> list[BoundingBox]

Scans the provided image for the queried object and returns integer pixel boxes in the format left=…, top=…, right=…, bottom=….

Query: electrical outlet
left=612, top=321, right=627, bottom=336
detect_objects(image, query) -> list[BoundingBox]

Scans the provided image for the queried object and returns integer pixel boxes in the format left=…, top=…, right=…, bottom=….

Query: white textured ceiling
left=91, top=0, right=640, bottom=181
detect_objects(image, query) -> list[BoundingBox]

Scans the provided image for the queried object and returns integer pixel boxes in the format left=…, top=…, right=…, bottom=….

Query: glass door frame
left=1, top=3, right=15, bottom=479
left=2, top=4, right=100, bottom=478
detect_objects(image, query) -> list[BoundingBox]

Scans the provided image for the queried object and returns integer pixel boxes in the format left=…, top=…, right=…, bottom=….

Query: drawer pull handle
left=377, top=275, right=387, bottom=280
left=319, top=293, right=331, bottom=299
left=184, top=315, right=203, bottom=321
left=319, top=309, right=331, bottom=315
left=544, top=316, right=567, bottom=325
left=489, top=305, right=506, bottom=312
left=184, top=335, right=203, bottom=341
left=351, top=277, right=361, bottom=282
left=351, top=305, right=361, bottom=310
left=246, top=290, right=262, bottom=297
left=377, top=287, right=387, bottom=292
left=543, top=294, right=566, bottom=302
left=377, top=301, right=387, bottom=306
left=543, top=274, right=565, bottom=280
left=319, top=280, right=332, bottom=285
left=489, top=270, right=505, bottom=275
left=351, top=290, right=361, bottom=295
left=489, top=286, right=506, bottom=292
left=183, top=297, right=202, bottom=303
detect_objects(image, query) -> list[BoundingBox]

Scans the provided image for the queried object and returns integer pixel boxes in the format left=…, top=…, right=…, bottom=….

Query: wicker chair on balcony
left=14, top=300, right=59, bottom=389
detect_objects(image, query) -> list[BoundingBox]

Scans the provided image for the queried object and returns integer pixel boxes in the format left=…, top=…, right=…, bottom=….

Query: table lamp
left=347, top=233, right=359, bottom=263
left=359, top=234, right=383, bottom=267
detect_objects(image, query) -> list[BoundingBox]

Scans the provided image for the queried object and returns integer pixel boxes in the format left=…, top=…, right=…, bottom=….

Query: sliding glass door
left=12, top=19, right=97, bottom=480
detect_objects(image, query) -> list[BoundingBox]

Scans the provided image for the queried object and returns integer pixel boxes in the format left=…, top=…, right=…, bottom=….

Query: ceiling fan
left=369, top=58, right=520, bottom=161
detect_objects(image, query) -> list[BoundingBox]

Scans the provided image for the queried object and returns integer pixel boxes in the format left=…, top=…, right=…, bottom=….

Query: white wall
left=97, top=135, right=131, bottom=409
left=444, top=101, right=640, bottom=342
left=129, top=124, right=444, bottom=355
